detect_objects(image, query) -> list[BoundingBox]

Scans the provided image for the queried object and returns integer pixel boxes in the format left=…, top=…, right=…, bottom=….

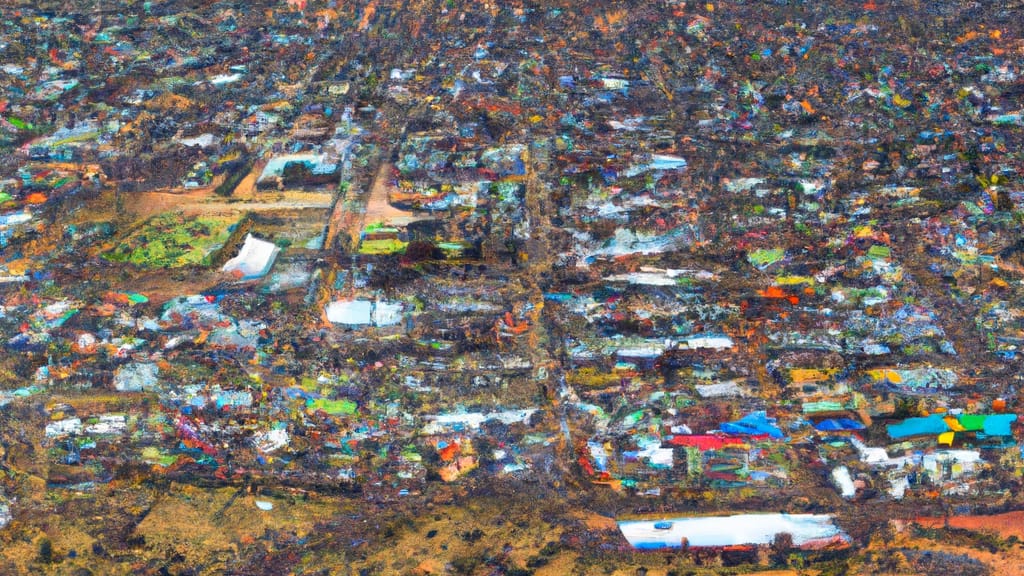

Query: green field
left=103, top=212, right=238, bottom=268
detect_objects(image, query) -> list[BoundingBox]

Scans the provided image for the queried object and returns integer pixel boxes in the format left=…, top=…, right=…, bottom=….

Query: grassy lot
left=102, top=212, right=239, bottom=268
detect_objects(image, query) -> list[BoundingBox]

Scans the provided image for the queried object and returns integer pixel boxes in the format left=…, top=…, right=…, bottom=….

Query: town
left=1, top=0, right=1024, bottom=574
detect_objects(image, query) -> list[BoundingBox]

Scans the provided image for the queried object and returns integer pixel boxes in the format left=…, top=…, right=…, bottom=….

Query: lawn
left=358, top=238, right=407, bottom=255
left=103, top=212, right=238, bottom=268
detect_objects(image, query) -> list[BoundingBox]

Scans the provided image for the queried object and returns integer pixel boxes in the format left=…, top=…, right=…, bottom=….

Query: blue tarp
left=886, top=414, right=950, bottom=439
left=983, top=414, right=1017, bottom=436
left=721, top=411, right=784, bottom=438
left=814, top=418, right=865, bottom=432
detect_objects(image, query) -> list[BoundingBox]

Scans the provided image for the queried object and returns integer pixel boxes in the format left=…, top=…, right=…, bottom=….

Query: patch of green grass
left=358, top=238, right=407, bottom=255
left=103, top=212, right=237, bottom=268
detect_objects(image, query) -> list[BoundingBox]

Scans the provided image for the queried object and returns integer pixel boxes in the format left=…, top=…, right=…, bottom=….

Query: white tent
left=325, top=300, right=373, bottom=325
left=326, top=299, right=405, bottom=326
left=222, top=234, right=280, bottom=279
left=372, top=301, right=405, bottom=326
left=618, top=514, right=846, bottom=549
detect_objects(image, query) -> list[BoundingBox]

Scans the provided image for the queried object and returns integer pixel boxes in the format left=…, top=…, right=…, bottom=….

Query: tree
left=37, top=538, right=54, bottom=564
left=281, top=161, right=314, bottom=184
left=770, top=532, right=793, bottom=566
